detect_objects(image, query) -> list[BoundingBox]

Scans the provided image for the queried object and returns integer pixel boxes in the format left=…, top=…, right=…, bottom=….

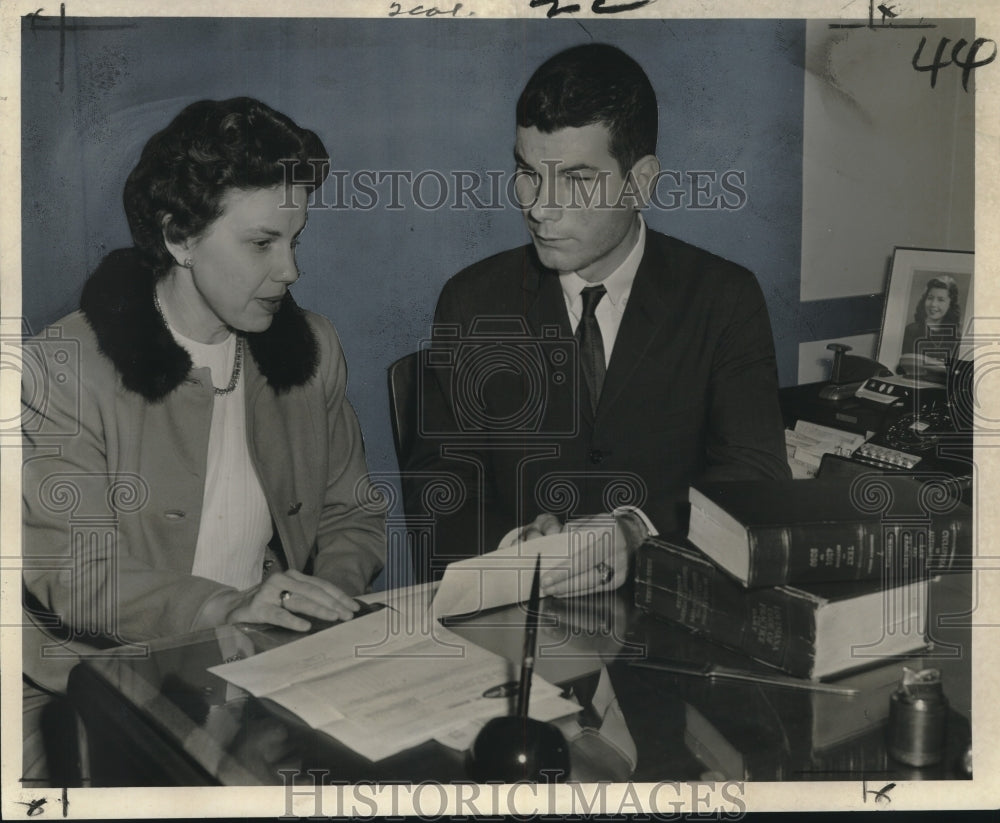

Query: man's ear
left=628, top=154, right=661, bottom=208
left=161, top=215, right=192, bottom=268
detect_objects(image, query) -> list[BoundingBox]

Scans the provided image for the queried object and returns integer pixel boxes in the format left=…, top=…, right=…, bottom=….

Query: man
left=404, top=43, right=789, bottom=591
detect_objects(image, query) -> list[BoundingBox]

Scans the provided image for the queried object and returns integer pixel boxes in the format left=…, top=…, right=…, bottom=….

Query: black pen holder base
left=467, top=716, right=571, bottom=783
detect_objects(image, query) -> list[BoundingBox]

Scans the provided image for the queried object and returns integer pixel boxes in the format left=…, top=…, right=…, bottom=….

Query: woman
left=897, top=274, right=962, bottom=377
left=22, top=98, right=386, bottom=782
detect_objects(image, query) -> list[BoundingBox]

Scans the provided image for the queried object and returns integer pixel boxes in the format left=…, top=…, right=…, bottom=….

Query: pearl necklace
left=153, top=287, right=244, bottom=396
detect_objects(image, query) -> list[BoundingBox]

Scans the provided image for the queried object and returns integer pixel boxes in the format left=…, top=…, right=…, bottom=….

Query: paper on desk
left=793, top=419, right=867, bottom=452
left=785, top=420, right=868, bottom=478
left=431, top=506, right=655, bottom=621
left=210, top=606, right=401, bottom=696
left=431, top=693, right=583, bottom=753
left=308, top=632, right=578, bottom=761
left=210, top=606, right=579, bottom=761
left=323, top=693, right=580, bottom=762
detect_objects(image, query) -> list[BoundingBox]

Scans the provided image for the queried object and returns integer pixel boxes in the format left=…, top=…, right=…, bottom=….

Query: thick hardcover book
left=635, top=537, right=929, bottom=679
left=687, top=476, right=970, bottom=588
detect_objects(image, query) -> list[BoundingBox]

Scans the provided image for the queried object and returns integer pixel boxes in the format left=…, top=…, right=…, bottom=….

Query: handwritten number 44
left=912, top=36, right=997, bottom=91
left=530, top=0, right=652, bottom=17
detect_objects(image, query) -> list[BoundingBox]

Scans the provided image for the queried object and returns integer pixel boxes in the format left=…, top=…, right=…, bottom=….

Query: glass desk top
left=66, top=575, right=973, bottom=786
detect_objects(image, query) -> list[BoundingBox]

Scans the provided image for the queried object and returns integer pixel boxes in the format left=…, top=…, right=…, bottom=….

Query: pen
left=516, top=555, right=543, bottom=718
left=628, top=659, right=859, bottom=696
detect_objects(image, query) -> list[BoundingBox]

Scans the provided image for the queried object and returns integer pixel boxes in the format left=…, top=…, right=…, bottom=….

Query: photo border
left=2, top=0, right=999, bottom=818
left=877, top=246, right=975, bottom=378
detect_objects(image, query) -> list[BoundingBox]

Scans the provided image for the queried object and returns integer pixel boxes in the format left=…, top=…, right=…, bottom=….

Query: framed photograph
left=876, top=247, right=974, bottom=384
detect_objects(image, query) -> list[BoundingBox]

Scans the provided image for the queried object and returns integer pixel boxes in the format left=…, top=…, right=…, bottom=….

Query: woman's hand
left=224, top=569, right=359, bottom=631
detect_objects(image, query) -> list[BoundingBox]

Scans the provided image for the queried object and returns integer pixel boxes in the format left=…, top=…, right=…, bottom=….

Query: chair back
left=387, top=351, right=420, bottom=468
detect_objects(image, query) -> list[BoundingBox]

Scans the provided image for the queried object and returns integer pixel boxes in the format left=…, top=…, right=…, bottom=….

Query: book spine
left=635, top=547, right=819, bottom=678
left=745, top=518, right=967, bottom=588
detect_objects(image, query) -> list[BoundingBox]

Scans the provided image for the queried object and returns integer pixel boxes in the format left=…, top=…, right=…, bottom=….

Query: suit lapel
left=521, top=249, right=586, bottom=428
left=523, top=253, right=573, bottom=337
left=517, top=238, right=673, bottom=429
left=597, top=237, right=669, bottom=421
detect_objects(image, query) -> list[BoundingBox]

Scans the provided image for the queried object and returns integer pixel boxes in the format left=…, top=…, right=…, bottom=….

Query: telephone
left=782, top=347, right=972, bottom=483
left=844, top=369, right=971, bottom=479
left=851, top=409, right=959, bottom=468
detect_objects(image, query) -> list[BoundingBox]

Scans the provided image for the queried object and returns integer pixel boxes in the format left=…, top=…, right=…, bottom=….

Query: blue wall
left=23, top=17, right=825, bottom=583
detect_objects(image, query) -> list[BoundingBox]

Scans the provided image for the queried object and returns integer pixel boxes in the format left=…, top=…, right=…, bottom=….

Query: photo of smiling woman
left=896, top=273, right=964, bottom=380
left=21, top=97, right=386, bottom=784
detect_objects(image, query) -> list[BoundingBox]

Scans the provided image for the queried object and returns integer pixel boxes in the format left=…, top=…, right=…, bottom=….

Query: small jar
left=886, top=667, right=948, bottom=767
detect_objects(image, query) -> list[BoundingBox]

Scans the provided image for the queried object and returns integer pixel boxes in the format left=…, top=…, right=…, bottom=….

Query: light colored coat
left=22, top=249, right=386, bottom=691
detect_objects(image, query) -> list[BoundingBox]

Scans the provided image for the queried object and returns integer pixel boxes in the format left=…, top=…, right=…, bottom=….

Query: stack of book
left=634, top=475, right=971, bottom=680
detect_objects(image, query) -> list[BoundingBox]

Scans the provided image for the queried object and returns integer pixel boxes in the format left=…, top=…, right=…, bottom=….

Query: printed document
left=210, top=590, right=579, bottom=761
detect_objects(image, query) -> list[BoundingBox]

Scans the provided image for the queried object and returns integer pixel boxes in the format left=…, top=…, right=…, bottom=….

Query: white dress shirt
left=559, top=217, right=646, bottom=366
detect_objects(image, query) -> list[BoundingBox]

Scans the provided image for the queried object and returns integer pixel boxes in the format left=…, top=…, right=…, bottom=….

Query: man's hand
left=502, top=512, right=632, bottom=598
left=540, top=540, right=628, bottom=597
left=540, top=519, right=630, bottom=598
left=224, top=569, right=360, bottom=631
left=515, top=512, right=564, bottom=543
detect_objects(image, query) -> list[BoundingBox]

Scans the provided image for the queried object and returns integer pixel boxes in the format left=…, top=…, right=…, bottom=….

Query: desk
left=67, top=574, right=972, bottom=786
left=780, top=381, right=901, bottom=436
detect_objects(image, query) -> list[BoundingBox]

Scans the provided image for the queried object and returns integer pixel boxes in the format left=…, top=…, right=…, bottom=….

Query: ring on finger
left=279, top=590, right=293, bottom=607
left=594, top=561, right=614, bottom=585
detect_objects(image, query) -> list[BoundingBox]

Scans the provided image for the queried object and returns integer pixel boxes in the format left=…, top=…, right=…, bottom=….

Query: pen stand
left=467, top=716, right=570, bottom=783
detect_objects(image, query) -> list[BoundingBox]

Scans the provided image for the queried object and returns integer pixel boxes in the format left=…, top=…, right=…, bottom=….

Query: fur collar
left=80, top=248, right=318, bottom=401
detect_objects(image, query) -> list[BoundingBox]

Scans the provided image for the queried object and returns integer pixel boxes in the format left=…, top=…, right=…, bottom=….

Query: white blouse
left=166, top=325, right=272, bottom=591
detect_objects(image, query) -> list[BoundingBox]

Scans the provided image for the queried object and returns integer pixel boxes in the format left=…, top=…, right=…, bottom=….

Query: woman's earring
left=183, top=258, right=193, bottom=268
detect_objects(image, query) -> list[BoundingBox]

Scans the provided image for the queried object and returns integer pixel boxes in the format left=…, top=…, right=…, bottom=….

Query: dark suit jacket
left=404, top=229, right=790, bottom=579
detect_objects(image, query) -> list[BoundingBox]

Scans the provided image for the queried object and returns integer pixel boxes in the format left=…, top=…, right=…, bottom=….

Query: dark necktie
left=577, top=284, right=607, bottom=415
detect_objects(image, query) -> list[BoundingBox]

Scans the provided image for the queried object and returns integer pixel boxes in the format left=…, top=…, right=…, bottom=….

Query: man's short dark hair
left=516, top=43, right=658, bottom=174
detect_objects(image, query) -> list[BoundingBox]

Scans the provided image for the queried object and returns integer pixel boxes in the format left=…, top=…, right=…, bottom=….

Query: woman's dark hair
left=124, top=97, right=330, bottom=274
left=914, top=274, right=962, bottom=326
left=516, top=43, right=658, bottom=174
